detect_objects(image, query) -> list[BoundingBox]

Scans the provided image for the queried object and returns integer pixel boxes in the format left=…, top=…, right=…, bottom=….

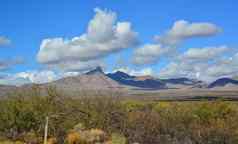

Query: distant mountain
left=208, top=78, right=238, bottom=88
left=0, top=85, right=17, bottom=97
left=86, top=66, right=104, bottom=75
left=106, top=71, right=135, bottom=81
left=135, top=75, right=154, bottom=81
left=4, top=67, right=237, bottom=98
left=107, top=71, right=166, bottom=89
left=47, top=67, right=124, bottom=91
left=106, top=71, right=209, bottom=89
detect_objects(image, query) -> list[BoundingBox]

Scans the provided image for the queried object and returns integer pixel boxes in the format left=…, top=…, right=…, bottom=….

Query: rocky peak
left=86, top=66, right=104, bottom=75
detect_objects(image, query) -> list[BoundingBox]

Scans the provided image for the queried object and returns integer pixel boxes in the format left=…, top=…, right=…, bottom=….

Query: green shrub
left=1, top=87, right=238, bottom=144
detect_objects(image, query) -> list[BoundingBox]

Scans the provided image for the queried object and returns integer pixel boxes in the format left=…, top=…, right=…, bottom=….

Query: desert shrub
left=0, top=88, right=45, bottom=139
left=110, top=133, right=126, bottom=144
left=1, top=87, right=238, bottom=144
left=152, top=101, right=238, bottom=144
left=66, top=128, right=110, bottom=144
left=121, top=100, right=147, bottom=112
left=77, top=96, right=127, bottom=134
left=0, top=86, right=87, bottom=143
left=66, top=131, right=81, bottom=144
left=124, top=110, right=161, bottom=144
left=47, top=137, right=57, bottom=144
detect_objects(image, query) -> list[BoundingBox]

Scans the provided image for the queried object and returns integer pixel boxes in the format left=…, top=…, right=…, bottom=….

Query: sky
left=0, top=0, right=238, bottom=85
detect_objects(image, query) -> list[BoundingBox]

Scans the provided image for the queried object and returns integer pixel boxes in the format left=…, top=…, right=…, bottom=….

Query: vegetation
left=0, top=86, right=238, bottom=144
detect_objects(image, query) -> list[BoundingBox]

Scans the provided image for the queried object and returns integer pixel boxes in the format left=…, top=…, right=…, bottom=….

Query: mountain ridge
left=208, top=78, right=238, bottom=88
left=1, top=67, right=238, bottom=96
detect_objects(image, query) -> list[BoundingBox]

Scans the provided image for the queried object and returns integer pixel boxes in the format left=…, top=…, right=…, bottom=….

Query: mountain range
left=1, top=67, right=238, bottom=97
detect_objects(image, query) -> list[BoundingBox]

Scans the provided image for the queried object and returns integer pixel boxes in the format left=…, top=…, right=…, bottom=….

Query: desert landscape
left=0, top=67, right=238, bottom=143
left=1, top=0, right=238, bottom=143
left=1, top=67, right=238, bottom=101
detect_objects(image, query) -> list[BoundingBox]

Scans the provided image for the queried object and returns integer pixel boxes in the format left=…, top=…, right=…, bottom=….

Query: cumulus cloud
left=133, top=44, right=170, bottom=65
left=0, top=70, right=59, bottom=85
left=0, top=74, right=31, bottom=86
left=0, top=69, right=84, bottom=85
left=0, top=36, right=23, bottom=71
left=48, top=59, right=105, bottom=72
left=112, top=67, right=154, bottom=76
left=15, top=70, right=60, bottom=84
left=37, top=8, right=138, bottom=71
left=159, top=46, right=238, bottom=81
left=0, top=36, right=11, bottom=46
left=205, top=55, right=238, bottom=78
left=62, top=71, right=80, bottom=77
left=132, top=20, right=220, bottom=65
left=159, top=61, right=210, bottom=80
left=155, top=20, right=221, bottom=45
left=179, top=45, right=229, bottom=61
left=0, top=57, right=24, bottom=70
left=132, top=20, right=236, bottom=81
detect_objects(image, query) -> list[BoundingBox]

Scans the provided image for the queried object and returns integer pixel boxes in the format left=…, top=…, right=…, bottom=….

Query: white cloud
left=0, top=70, right=58, bottom=85
left=0, top=36, right=11, bottom=46
left=159, top=46, right=238, bottom=81
left=0, top=75, right=31, bottom=86
left=37, top=8, right=138, bottom=71
left=205, top=55, right=238, bottom=78
left=155, top=20, right=221, bottom=45
left=0, top=57, right=24, bottom=70
left=16, top=70, right=59, bottom=84
left=132, top=20, right=220, bottom=65
left=62, top=71, right=80, bottom=77
left=0, top=69, right=84, bottom=85
left=48, top=59, right=105, bottom=72
left=112, top=67, right=154, bottom=76
left=159, top=61, right=210, bottom=80
left=132, top=44, right=170, bottom=65
left=0, top=36, right=22, bottom=72
left=180, top=45, right=229, bottom=61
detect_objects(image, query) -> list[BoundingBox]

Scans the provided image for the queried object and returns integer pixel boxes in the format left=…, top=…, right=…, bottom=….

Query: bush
left=66, top=128, right=110, bottom=144
left=1, top=87, right=238, bottom=144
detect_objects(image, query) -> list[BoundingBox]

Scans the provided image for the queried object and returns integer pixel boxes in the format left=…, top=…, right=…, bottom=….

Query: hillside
left=0, top=85, right=17, bottom=97
left=48, top=67, right=124, bottom=91
left=208, top=78, right=238, bottom=88
left=107, top=71, right=166, bottom=89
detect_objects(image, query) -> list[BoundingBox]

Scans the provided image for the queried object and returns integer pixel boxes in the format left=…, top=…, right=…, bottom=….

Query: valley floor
left=127, top=88, right=238, bottom=101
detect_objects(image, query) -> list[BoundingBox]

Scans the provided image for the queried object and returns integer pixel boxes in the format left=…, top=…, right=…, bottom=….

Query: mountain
left=47, top=67, right=124, bottom=92
left=85, top=66, right=104, bottom=75
left=208, top=78, right=238, bottom=88
left=0, top=85, right=17, bottom=97
left=135, top=75, right=154, bottom=81
left=106, top=71, right=208, bottom=89
left=107, top=71, right=166, bottom=89
left=106, top=71, right=135, bottom=81
left=3, top=67, right=234, bottom=98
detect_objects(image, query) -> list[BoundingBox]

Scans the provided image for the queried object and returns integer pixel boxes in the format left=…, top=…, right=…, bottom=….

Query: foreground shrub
left=66, top=131, right=81, bottom=144
left=110, top=133, right=126, bottom=144
left=0, top=86, right=87, bottom=143
left=66, top=128, right=110, bottom=144
left=1, top=87, right=238, bottom=144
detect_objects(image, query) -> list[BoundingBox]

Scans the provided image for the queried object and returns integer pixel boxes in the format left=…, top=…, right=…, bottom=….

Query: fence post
left=44, top=116, right=49, bottom=144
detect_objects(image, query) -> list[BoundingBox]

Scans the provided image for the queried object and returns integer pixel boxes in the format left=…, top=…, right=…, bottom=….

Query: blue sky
left=0, top=0, right=238, bottom=84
